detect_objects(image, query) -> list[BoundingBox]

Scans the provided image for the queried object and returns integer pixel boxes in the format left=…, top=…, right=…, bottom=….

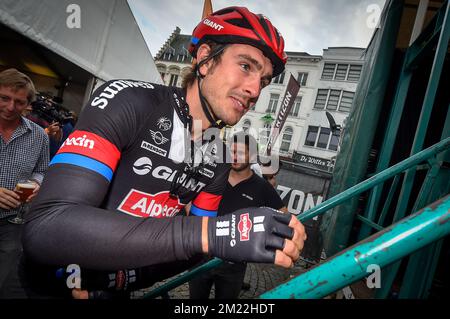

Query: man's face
left=0, top=86, right=29, bottom=124
left=200, top=44, right=273, bottom=126
left=231, top=142, right=250, bottom=172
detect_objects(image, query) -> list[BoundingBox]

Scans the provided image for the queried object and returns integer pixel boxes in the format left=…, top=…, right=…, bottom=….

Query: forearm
left=23, top=204, right=204, bottom=270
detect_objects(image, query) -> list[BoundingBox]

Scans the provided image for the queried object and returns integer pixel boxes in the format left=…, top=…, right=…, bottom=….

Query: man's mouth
left=230, top=97, right=247, bottom=112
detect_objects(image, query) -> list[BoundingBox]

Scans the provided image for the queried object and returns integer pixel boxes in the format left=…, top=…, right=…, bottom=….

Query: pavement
left=132, top=259, right=311, bottom=299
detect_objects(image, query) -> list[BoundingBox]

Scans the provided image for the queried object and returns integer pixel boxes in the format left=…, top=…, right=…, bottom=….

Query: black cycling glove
left=207, top=207, right=294, bottom=263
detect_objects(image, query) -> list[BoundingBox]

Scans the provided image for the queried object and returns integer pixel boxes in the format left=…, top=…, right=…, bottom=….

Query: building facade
left=155, top=28, right=365, bottom=173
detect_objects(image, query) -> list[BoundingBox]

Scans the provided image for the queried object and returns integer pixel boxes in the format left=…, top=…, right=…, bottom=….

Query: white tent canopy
left=0, top=0, right=162, bottom=85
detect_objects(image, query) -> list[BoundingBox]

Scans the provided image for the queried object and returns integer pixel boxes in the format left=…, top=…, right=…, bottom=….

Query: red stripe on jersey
left=57, top=130, right=121, bottom=171
left=192, top=191, right=222, bottom=212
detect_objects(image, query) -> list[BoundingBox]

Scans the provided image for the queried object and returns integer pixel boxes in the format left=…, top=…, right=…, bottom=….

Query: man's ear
left=196, top=43, right=213, bottom=76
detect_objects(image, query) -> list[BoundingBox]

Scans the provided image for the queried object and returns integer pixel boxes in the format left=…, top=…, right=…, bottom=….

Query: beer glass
left=8, top=179, right=37, bottom=224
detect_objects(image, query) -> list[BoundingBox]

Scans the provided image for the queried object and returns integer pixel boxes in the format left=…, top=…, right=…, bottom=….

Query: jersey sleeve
left=23, top=80, right=204, bottom=271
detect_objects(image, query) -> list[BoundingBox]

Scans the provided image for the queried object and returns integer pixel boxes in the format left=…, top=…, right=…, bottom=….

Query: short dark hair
left=182, top=40, right=225, bottom=89
left=231, top=131, right=258, bottom=162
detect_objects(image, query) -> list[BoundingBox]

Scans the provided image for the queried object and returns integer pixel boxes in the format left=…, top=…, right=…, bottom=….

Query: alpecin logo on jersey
left=238, top=213, right=252, bottom=241
left=118, top=189, right=184, bottom=218
left=61, top=133, right=95, bottom=149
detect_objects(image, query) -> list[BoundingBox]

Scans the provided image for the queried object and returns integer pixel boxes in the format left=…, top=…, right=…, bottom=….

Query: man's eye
left=16, top=100, right=27, bottom=107
left=240, top=63, right=250, bottom=71
left=0, top=95, right=10, bottom=102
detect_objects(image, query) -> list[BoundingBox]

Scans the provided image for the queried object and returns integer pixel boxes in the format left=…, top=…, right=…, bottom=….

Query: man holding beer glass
left=8, top=179, right=39, bottom=224
left=0, top=69, right=49, bottom=291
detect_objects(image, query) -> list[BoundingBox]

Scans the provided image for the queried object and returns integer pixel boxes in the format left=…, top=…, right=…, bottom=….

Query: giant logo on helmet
left=118, top=189, right=184, bottom=218
left=238, top=213, right=252, bottom=241
left=203, top=18, right=224, bottom=31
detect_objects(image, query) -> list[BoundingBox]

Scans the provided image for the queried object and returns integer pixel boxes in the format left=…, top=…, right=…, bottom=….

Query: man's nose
left=243, top=75, right=262, bottom=98
left=5, top=99, right=16, bottom=110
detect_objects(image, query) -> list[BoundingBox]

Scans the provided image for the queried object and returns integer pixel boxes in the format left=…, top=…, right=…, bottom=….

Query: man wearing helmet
left=0, top=7, right=306, bottom=299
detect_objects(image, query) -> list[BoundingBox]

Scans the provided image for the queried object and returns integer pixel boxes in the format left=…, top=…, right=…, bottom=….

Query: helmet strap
left=195, top=44, right=227, bottom=129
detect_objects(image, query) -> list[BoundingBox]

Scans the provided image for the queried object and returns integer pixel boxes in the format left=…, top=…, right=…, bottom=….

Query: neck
left=186, top=79, right=213, bottom=137
left=0, top=117, right=21, bottom=132
left=229, top=167, right=253, bottom=184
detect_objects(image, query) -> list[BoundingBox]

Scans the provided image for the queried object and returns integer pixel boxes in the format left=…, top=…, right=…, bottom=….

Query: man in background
left=189, top=132, right=290, bottom=299
left=0, top=68, right=49, bottom=292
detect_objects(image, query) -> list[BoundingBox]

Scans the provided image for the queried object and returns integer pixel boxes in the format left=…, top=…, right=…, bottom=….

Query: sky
left=127, top=0, right=387, bottom=58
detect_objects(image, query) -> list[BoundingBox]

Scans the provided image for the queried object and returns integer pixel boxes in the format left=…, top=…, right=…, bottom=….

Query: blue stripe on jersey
left=50, top=153, right=113, bottom=182
left=190, top=204, right=218, bottom=217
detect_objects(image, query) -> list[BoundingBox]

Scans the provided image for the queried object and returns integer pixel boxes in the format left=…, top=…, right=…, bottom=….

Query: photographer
left=27, top=95, right=74, bottom=158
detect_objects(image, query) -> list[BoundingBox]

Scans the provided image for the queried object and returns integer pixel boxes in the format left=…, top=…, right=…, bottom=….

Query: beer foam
left=17, top=183, right=36, bottom=189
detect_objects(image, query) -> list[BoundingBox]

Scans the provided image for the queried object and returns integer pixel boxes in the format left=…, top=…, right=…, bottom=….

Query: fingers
left=26, top=184, right=40, bottom=203
left=274, top=250, right=294, bottom=268
left=0, top=188, right=21, bottom=209
left=274, top=239, right=303, bottom=268
left=289, top=216, right=307, bottom=247
left=274, top=217, right=307, bottom=269
left=72, top=288, right=89, bottom=299
left=1, top=188, right=20, bottom=200
left=26, top=193, right=36, bottom=203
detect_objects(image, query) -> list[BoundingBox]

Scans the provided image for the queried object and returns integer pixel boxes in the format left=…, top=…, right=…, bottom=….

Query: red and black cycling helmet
left=189, top=6, right=287, bottom=77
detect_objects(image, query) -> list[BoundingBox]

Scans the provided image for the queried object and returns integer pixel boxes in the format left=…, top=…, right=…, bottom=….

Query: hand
left=26, top=182, right=40, bottom=203
left=72, top=288, right=89, bottom=299
left=275, top=214, right=306, bottom=268
left=46, top=122, right=62, bottom=141
left=72, top=289, right=120, bottom=299
left=207, top=207, right=307, bottom=268
left=0, top=187, right=21, bottom=209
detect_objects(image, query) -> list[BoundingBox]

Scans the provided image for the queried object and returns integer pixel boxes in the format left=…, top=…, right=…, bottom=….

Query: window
left=326, top=90, right=341, bottom=111
left=339, top=91, right=355, bottom=112
left=242, top=119, right=251, bottom=132
left=297, top=72, right=308, bottom=86
left=322, top=63, right=362, bottom=81
left=163, top=46, right=175, bottom=61
left=160, top=72, right=166, bottom=82
left=321, top=63, right=336, bottom=80
left=305, top=126, right=319, bottom=146
left=289, top=97, right=302, bottom=117
left=329, top=130, right=341, bottom=151
left=266, top=93, right=279, bottom=113
left=314, top=89, right=354, bottom=112
left=272, top=71, right=285, bottom=84
left=260, top=123, right=271, bottom=146
left=280, top=127, right=293, bottom=152
left=317, top=127, right=331, bottom=149
left=305, top=126, right=341, bottom=151
left=314, top=89, right=328, bottom=109
left=335, top=64, right=348, bottom=80
left=347, top=64, right=362, bottom=81
left=177, top=54, right=186, bottom=62
left=169, top=74, right=179, bottom=86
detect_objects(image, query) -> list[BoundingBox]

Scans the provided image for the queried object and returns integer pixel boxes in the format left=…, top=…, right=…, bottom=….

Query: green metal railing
left=355, top=0, right=450, bottom=298
left=142, top=137, right=449, bottom=299
left=260, top=195, right=450, bottom=299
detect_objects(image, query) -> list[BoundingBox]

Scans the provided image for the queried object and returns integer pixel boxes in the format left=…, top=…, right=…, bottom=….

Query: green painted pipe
left=260, top=195, right=450, bottom=299
left=142, top=138, right=449, bottom=298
